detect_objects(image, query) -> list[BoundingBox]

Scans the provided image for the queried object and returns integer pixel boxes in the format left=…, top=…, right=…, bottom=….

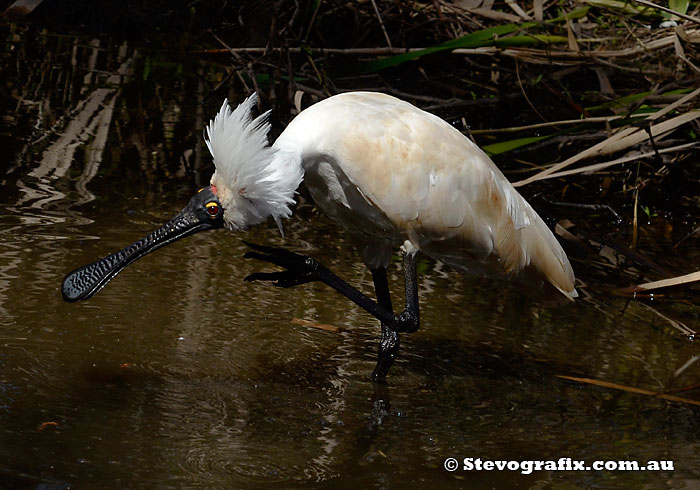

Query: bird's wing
left=277, top=92, right=576, bottom=298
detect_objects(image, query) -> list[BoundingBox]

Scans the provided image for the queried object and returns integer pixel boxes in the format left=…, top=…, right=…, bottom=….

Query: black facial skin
left=62, top=186, right=224, bottom=302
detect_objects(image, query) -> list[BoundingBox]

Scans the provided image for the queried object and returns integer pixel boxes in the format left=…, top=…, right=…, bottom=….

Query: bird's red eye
left=205, top=202, right=219, bottom=216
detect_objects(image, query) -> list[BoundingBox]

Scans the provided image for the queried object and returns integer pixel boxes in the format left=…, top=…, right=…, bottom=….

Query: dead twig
left=558, top=375, right=700, bottom=407
left=370, top=0, right=393, bottom=48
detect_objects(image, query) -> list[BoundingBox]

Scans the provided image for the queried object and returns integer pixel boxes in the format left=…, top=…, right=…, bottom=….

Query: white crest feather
left=205, top=94, right=303, bottom=232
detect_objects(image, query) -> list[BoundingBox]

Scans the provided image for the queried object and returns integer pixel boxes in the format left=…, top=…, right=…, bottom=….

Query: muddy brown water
left=1, top=25, right=699, bottom=489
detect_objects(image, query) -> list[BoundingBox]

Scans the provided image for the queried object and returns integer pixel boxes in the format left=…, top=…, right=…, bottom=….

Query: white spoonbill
left=62, top=92, right=577, bottom=380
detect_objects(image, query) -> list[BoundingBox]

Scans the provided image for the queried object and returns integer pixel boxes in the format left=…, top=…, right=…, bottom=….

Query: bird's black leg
left=397, top=248, right=420, bottom=334
left=243, top=241, right=421, bottom=334
left=370, top=267, right=399, bottom=381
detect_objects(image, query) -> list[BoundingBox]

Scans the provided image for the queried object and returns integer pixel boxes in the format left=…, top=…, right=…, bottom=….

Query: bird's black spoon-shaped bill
left=61, top=186, right=224, bottom=302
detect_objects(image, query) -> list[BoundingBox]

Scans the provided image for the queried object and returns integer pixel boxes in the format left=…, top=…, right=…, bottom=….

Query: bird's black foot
left=243, top=241, right=421, bottom=381
left=244, top=242, right=390, bottom=327
left=243, top=241, right=322, bottom=288
left=368, top=382, right=391, bottom=429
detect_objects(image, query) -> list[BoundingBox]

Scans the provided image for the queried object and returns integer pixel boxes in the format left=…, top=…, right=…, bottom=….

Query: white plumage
left=205, top=94, right=303, bottom=233
left=207, top=92, right=577, bottom=300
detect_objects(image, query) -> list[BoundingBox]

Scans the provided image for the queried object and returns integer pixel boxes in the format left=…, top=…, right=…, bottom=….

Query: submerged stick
left=291, top=318, right=343, bottom=333
left=557, top=375, right=700, bottom=407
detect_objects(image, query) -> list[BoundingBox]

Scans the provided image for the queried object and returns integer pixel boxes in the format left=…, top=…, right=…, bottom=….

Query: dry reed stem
left=539, top=142, right=699, bottom=179
left=514, top=87, right=700, bottom=186
left=620, top=271, right=700, bottom=293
